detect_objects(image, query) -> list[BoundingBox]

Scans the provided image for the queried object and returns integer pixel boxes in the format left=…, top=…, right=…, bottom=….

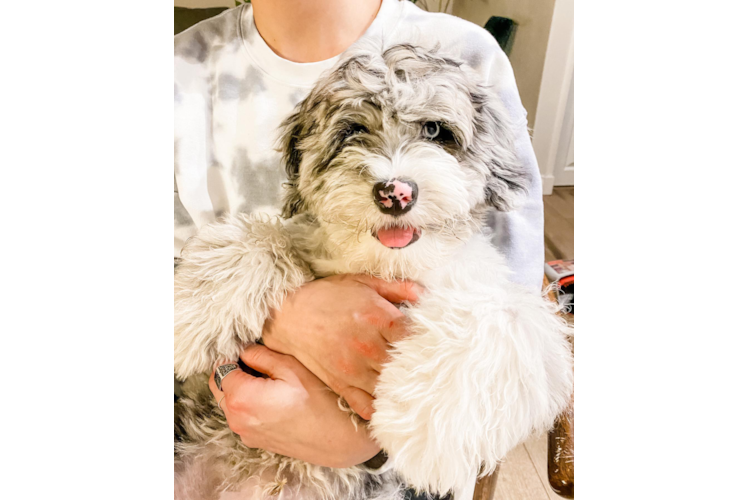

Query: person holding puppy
left=174, top=0, right=544, bottom=486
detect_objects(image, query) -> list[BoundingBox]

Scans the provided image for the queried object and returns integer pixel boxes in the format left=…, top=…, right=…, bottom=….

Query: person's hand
left=261, top=274, right=424, bottom=420
left=209, top=344, right=381, bottom=468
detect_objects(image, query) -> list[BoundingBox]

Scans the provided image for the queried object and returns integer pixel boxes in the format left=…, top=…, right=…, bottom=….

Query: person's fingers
left=363, top=344, right=389, bottom=374
left=217, top=366, right=262, bottom=397
left=208, top=368, right=224, bottom=405
left=339, top=386, right=376, bottom=421
left=239, top=344, right=295, bottom=380
left=377, top=314, right=415, bottom=345
left=208, top=365, right=251, bottom=412
left=354, top=275, right=424, bottom=304
left=211, top=363, right=265, bottom=415
left=352, top=302, right=414, bottom=346
left=353, top=368, right=379, bottom=397
left=208, top=366, right=265, bottom=440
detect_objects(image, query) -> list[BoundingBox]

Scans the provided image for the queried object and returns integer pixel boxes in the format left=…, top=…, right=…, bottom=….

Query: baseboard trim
left=542, top=174, right=555, bottom=195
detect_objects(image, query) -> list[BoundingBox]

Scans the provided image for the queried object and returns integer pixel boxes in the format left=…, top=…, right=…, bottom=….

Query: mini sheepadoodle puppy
left=174, top=43, right=574, bottom=500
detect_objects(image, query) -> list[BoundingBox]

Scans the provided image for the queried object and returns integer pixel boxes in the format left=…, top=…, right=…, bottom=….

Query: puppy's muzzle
left=373, top=178, right=418, bottom=216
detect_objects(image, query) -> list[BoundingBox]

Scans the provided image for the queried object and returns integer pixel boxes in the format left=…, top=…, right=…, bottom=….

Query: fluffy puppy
left=174, top=43, right=573, bottom=500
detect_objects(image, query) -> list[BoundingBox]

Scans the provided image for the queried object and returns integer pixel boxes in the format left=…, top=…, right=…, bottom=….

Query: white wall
left=529, top=0, right=573, bottom=193
left=415, top=0, right=455, bottom=14
left=452, top=0, right=556, bottom=130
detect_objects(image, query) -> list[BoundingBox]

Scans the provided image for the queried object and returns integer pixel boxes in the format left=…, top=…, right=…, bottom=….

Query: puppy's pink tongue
left=376, top=227, right=415, bottom=248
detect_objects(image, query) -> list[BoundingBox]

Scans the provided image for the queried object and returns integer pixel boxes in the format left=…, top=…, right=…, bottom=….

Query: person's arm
left=483, top=44, right=546, bottom=292
left=174, top=174, right=197, bottom=263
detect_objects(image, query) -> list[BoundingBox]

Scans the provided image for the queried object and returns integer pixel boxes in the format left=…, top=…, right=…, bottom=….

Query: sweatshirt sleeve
left=483, top=47, right=545, bottom=292
left=174, top=174, right=197, bottom=260
left=174, top=30, right=214, bottom=260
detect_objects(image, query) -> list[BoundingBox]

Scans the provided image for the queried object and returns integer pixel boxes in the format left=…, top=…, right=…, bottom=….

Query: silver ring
left=214, top=363, right=240, bottom=391
left=218, top=395, right=226, bottom=412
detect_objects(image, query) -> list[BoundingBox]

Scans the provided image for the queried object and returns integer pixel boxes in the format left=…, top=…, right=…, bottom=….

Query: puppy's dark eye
left=422, top=121, right=455, bottom=144
left=342, top=123, right=368, bottom=139
left=422, top=121, right=440, bottom=139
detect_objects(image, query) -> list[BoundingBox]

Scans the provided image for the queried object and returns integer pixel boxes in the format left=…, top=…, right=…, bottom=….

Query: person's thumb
left=339, top=386, right=375, bottom=421
left=355, top=275, right=424, bottom=304
left=238, top=344, right=294, bottom=380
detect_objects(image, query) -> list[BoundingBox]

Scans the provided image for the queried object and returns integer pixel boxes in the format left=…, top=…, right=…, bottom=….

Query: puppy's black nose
left=373, top=178, right=418, bottom=216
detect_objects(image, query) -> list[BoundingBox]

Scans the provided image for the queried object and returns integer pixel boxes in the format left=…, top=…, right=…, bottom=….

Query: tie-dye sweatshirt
left=174, top=0, right=545, bottom=290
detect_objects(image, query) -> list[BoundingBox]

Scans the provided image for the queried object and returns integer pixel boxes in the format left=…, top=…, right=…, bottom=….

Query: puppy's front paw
left=370, top=287, right=573, bottom=495
left=174, top=214, right=312, bottom=379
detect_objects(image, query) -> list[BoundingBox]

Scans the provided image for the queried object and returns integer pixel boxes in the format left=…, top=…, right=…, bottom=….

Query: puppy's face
left=279, top=44, right=528, bottom=274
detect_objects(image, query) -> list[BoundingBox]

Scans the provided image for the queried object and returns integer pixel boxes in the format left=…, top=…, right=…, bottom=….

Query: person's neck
left=252, top=0, right=383, bottom=63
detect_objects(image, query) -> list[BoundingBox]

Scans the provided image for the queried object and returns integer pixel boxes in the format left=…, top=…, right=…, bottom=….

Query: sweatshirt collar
left=240, top=0, right=403, bottom=87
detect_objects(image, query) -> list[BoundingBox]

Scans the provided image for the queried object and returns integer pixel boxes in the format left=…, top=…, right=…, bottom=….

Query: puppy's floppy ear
left=471, top=88, right=530, bottom=212
left=277, top=108, right=308, bottom=218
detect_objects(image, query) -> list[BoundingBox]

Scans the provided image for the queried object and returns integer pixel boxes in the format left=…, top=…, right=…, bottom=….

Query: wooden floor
left=542, top=187, right=574, bottom=262
left=494, top=433, right=567, bottom=500
left=493, top=186, right=574, bottom=500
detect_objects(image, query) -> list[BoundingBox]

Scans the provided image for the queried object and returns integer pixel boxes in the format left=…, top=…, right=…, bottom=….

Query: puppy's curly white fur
left=175, top=43, right=573, bottom=500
